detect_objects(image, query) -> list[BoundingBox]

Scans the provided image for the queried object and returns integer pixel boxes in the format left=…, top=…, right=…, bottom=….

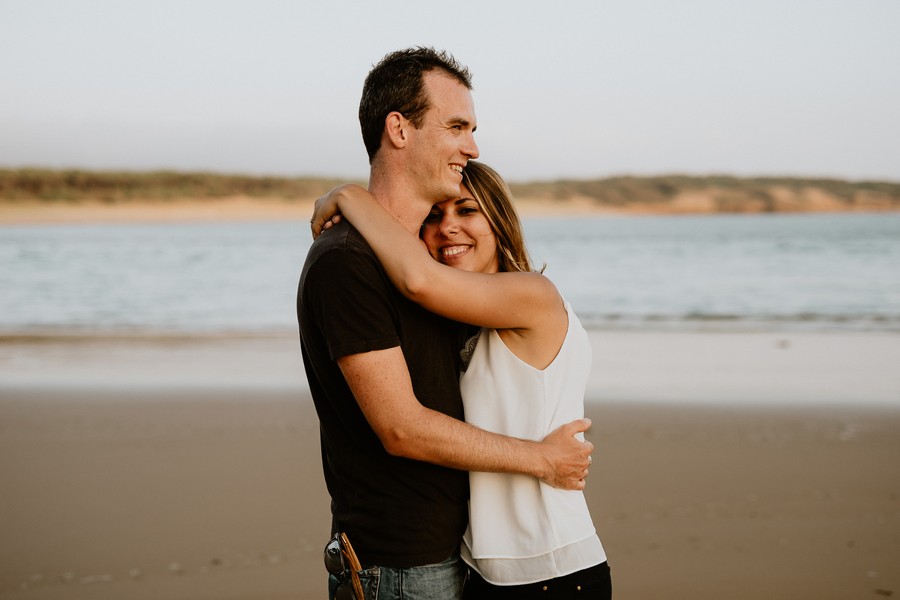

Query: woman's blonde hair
left=460, top=161, right=535, bottom=273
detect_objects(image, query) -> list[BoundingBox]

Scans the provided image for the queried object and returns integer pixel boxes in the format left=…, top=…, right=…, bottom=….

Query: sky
left=1, top=0, right=899, bottom=183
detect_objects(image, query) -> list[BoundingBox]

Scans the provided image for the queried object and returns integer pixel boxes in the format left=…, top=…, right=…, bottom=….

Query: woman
left=312, top=161, right=611, bottom=599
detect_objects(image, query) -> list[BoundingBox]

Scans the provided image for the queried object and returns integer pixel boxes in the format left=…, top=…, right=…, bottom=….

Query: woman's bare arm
left=310, top=184, right=562, bottom=331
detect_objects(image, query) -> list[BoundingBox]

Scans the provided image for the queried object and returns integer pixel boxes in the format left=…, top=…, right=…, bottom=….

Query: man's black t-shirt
left=297, top=221, right=468, bottom=568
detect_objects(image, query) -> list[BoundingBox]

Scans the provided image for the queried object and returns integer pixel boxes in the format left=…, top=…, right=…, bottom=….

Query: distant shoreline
left=2, top=169, right=899, bottom=224
left=1, top=196, right=898, bottom=225
left=0, top=197, right=318, bottom=225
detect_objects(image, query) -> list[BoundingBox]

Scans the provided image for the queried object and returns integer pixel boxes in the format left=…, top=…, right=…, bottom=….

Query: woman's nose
left=440, top=216, right=460, bottom=236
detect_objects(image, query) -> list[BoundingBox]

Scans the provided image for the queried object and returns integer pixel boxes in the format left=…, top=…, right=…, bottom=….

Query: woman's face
left=421, top=186, right=499, bottom=274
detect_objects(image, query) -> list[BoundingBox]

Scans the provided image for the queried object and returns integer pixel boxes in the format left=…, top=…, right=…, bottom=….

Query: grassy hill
left=507, top=175, right=900, bottom=213
left=2, top=168, right=898, bottom=214
left=0, top=169, right=358, bottom=203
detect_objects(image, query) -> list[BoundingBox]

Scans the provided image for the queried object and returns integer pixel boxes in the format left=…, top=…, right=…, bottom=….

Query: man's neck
left=367, top=174, right=432, bottom=235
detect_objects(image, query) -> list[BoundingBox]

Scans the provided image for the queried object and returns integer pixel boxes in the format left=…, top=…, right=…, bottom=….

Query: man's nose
left=462, top=132, right=479, bottom=159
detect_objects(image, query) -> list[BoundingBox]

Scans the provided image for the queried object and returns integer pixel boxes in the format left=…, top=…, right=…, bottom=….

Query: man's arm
left=338, top=347, right=593, bottom=490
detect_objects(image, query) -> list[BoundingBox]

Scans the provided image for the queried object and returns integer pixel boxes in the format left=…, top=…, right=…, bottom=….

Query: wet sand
left=1, top=331, right=899, bottom=599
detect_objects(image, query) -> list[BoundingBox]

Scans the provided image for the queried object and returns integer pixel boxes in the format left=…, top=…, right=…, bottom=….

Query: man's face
left=405, top=71, right=479, bottom=204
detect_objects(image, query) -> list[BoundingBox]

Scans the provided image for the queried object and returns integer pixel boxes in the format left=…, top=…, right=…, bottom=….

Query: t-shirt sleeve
left=304, top=245, right=401, bottom=360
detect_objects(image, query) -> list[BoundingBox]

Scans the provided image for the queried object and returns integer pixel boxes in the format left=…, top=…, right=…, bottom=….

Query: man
left=297, top=47, right=592, bottom=599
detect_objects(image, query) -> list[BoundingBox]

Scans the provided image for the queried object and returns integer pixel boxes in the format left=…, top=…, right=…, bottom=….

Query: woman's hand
left=310, top=183, right=371, bottom=239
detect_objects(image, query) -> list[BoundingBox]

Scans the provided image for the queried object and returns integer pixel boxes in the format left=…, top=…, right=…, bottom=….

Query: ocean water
left=1, top=213, right=898, bottom=334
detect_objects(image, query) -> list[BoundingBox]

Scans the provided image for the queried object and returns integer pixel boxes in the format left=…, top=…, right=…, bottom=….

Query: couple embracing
left=298, top=47, right=611, bottom=600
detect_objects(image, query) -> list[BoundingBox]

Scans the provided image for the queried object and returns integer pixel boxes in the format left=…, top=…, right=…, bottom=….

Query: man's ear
left=384, top=111, right=408, bottom=149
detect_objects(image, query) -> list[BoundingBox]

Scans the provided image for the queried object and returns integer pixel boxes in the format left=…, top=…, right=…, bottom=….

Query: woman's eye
left=423, top=213, right=440, bottom=224
left=458, top=207, right=476, bottom=215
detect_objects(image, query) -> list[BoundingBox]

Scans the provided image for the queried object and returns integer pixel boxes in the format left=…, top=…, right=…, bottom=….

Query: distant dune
left=1, top=169, right=898, bottom=223
left=509, top=175, right=900, bottom=215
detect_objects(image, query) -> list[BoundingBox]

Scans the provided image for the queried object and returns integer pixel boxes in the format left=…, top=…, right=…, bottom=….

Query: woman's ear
left=384, top=111, right=408, bottom=149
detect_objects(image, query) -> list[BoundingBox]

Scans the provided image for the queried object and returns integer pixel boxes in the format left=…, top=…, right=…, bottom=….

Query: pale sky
left=1, top=0, right=898, bottom=182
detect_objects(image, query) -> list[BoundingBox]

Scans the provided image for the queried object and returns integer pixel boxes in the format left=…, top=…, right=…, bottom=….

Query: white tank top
left=459, top=301, right=606, bottom=585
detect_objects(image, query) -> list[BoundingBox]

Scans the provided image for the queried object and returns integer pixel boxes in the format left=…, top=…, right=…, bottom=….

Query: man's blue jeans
left=328, top=551, right=465, bottom=600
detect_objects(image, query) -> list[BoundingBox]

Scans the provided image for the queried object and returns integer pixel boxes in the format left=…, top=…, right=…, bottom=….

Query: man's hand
left=536, top=419, right=594, bottom=490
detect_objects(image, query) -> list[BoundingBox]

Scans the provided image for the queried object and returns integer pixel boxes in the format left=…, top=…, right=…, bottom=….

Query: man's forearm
left=337, top=347, right=592, bottom=490
left=382, top=406, right=592, bottom=490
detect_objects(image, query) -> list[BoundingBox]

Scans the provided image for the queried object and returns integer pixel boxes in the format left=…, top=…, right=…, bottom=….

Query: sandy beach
left=0, top=197, right=632, bottom=226
left=1, top=330, right=899, bottom=600
left=6, top=196, right=896, bottom=226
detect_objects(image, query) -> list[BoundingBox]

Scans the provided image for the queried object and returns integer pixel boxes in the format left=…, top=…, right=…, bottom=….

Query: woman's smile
left=422, top=189, right=499, bottom=274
